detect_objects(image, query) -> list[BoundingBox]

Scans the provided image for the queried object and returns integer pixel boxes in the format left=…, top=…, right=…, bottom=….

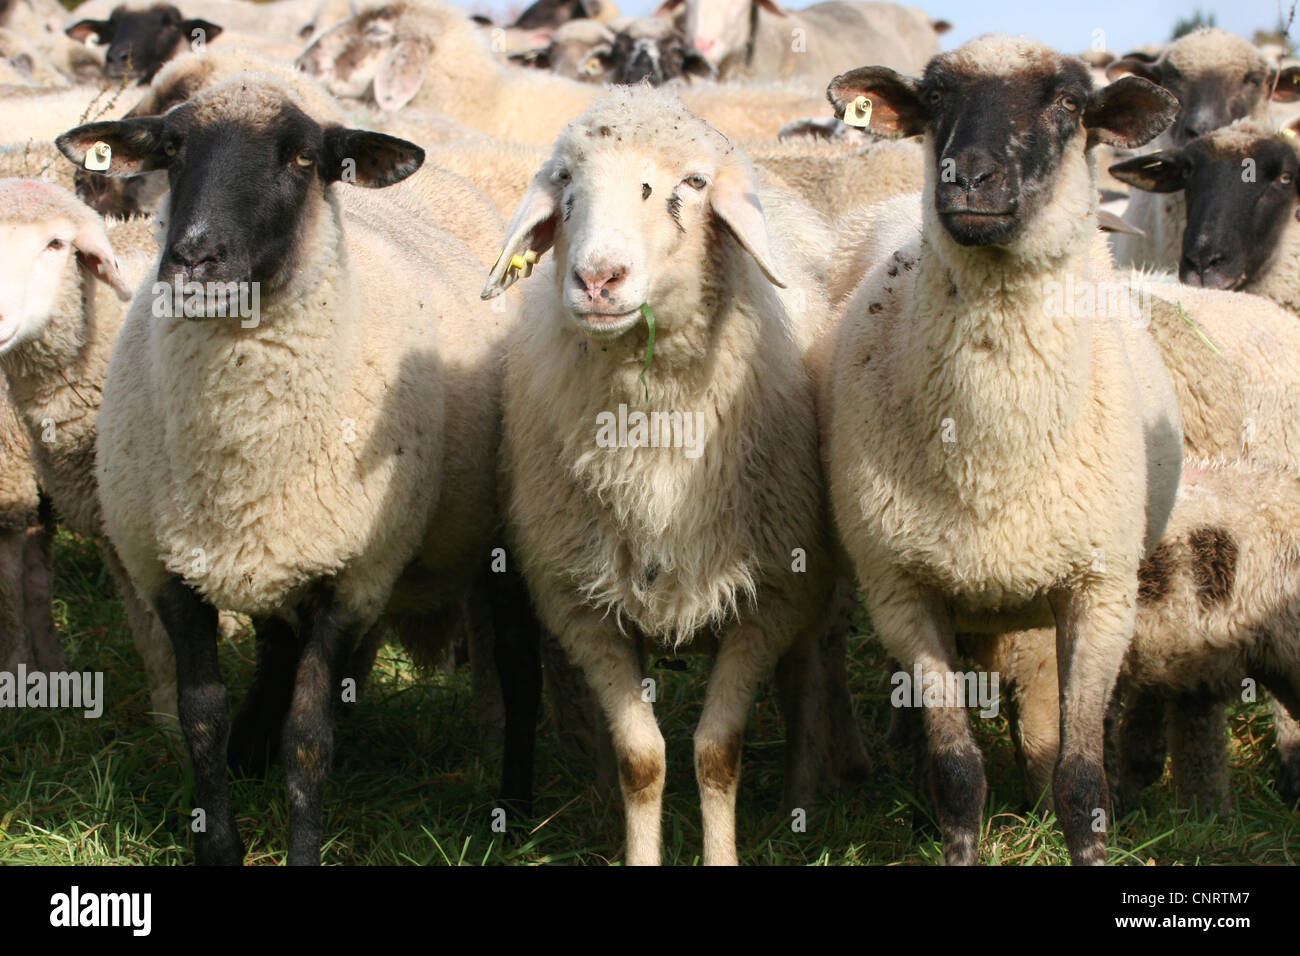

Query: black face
left=65, top=4, right=222, bottom=83
left=55, top=96, right=424, bottom=299
left=610, top=30, right=710, bottom=85
left=1111, top=137, right=1300, bottom=290
left=1108, top=57, right=1273, bottom=148
left=513, top=0, right=588, bottom=30
left=828, top=55, right=1177, bottom=249
left=920, top=62, right=1094, bottom=246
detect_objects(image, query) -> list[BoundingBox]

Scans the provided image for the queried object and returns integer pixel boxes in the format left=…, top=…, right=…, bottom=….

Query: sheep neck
left=1247, top=214, right=1300, bottom=317
left=905, top=230, right=1098, bottom=500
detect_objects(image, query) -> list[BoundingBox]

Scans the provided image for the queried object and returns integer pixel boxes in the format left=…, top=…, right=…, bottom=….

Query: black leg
left=154, top=576, right=242, bottom=866
left=1112, top=686, right=1168, bottom=816
left=489, top=568, right=542, bottom=815
left=281, top=585, right=359, bottom=866
left=228, top=617, right=299, bottom=777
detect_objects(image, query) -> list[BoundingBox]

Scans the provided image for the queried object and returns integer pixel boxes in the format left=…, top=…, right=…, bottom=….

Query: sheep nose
left=1180, top=247, right=1225, bottom=287
left=168, top=235, right=227, bottom=280
left=952, top=149, right=1000, bottom=191
left=694, top=37, right=714, bottom=55
left=574, top=267, right=626, bottom=302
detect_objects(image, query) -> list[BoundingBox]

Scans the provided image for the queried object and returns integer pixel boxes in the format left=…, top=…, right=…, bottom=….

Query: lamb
left=820, top=37, right=1184, bottom=865
left=969, top=459, right=1300, bottom=816
left=1108, top=120, right=1300, bottom=315
left=1106, top=28, right=1282, bottom=271
left=0, top=379, right=61, bottom=674
left=57, top=73, right=541, bottom=865
left=0, top=178, right=178, bottom=720
left=296, top=0, right=828, bottom=146
left=661, top=0, right=947, bottom=82
left=483, top=86, right=860, bottom=865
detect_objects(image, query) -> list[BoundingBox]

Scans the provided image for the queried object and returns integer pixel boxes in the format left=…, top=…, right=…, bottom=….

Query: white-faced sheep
left=57, top=74, right=540, bottom=865
left=0, top=179, right=179, bottom=722
left=661, top=0, right=947, bottom=82
left=483, top=86, right=859, bottom=865
left=821, top=36, right=1184, bottom=865
left=970, top=459, right=1300, bottom=816
left=1107, top=28, right=1286, bottom=271
left=296, top=0, right=828, bottom=146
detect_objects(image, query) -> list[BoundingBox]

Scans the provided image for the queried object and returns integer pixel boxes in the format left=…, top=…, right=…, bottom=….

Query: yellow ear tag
left=842, top=96, right=872, bottom=128
left=506, top=250, right=539, bottom=282
left=85, top=141, right=112, bottom=171
left=1283, top=126, right=1298, bottom=140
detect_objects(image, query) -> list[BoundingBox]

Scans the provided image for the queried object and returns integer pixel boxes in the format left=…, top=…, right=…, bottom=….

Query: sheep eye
left=924, top=89, right=943, bottom=106
left=554, top=168, right=571, bottom=185
left=163, top=142, right=177, bottom=157
left=642, top=182, right=652, bottom=200
left=1282, top=172, right=1295, bottom=185
left=683, top=174, right=708, bottom=190
left=295, top=153, right=314, bottom=167
left=1059, top=94, right=1079, bottom=112
left=584, top=56, right=603, bottom=75
left=44, top=238, right=65, bottom=251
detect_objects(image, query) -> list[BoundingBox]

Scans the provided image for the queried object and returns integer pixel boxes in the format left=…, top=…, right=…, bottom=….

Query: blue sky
left=460, top=1, right=1287, bottom=56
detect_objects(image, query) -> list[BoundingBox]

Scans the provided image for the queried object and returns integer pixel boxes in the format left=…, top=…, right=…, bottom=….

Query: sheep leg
left=774, top=628, right=832, bottom=813
left=1049, top=585, right=1135, bottom=866
left=1009, top=672, right=1061, bottom=812
left=0, top=528, right=28, bottom=671
left=154, top=576, right=242, bottom=866
left=821, top=598, right=871, bottom=786
left=103, top=545, right=178, bottom=722
left=488, top=570, right=542, bottom=814
left=1267, top=693, right=1300, bottom=808
left=696, top=622, right=778, bottom=866
left=1111, top=686, right=1168, bottom=815
left=559, top=610, right=664, bottom=865
left=228, top=617, right=299, bottom=777
left=24, top=517, right=65, bottom=673
left=540, top=628, right=618, bottom=796
left=282, top=586, right=360, bottom=866
left=1167, top=691, right=1229, bottom=816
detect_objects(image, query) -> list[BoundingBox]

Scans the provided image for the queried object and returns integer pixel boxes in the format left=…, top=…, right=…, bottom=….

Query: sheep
left=57, top=73, right=541, bottom=864
left=0, top=379, right=61, bottom=674
left=820, top=36, right=1184, bottom=865
left=0, top=26, right=74, bottom=87
left=970, top=459, right=1300, bottom=816
left=1107, top=28, right=1282, bottom=271
left=0, top=178, right=180, bottom=721
left=660, top=0, right=947, bottom=82
left=64, top=3, right=223, bottom=83
left=602, top=16, right=713, bottom=85
left=66, top=0, right=353, bottom=46
left=483, top=86, right=858, bottom=865
left=296, top=0, right=828, bottom=146
left=511, top=17, right=615, bottom=81
left=1108, top=120, right=1300, bottom=316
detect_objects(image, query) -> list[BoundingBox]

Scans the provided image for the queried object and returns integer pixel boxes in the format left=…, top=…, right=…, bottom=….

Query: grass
left=0, top=529, right=1296, bottom=865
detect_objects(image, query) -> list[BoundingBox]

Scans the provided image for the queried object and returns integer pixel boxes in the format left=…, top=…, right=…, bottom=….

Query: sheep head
left=482, top=88, right=783, bottom=341
left=55, top=78, right=423, bottom=309
left=66, top=3, right=222, bottom=84
left=1110, top=120, right=1300, bottom=290
left=828, top=35, right=1177, bottom=251
left=0, top=178, right=132, bottom=354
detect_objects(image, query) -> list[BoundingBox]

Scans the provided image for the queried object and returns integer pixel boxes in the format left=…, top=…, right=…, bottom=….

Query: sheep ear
left=653, top=0, right=685, bottom=14
left=1105, top=56, right=1162, bottom=84
left=181, top=19, right=224, bottom=46
left=482, top=163, right=562, bottom=299
left=1084, top=76, right=1178, bottom=149
left=73, top=218, right=132, bottom=301
left=321, top=127, right=424, bottom=187
left=827, top=66, right=926, bottom=138
left=710, top=163, right=785, bottom=289
left=1275, top=65, right=1300, bottom=103
left=374, top=40, right=425, bottom=112
left=1108, top=150, right=1184, bottom=193
left=56, top=118, right=168, bottom=176
left=65, top=19, right=114, bottom=44
left=756, top=0, right=787, bottom=14
left=682, top=48, right=714, bottom=80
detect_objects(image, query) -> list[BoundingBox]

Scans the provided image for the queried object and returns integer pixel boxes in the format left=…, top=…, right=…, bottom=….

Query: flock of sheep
left=0, top=0, right=1298, bottom=867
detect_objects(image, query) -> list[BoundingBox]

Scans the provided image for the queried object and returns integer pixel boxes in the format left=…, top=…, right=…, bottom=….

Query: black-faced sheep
left=57, top=74, right=541, bottom=865
left=821, top=36, right=1183, bottom=865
